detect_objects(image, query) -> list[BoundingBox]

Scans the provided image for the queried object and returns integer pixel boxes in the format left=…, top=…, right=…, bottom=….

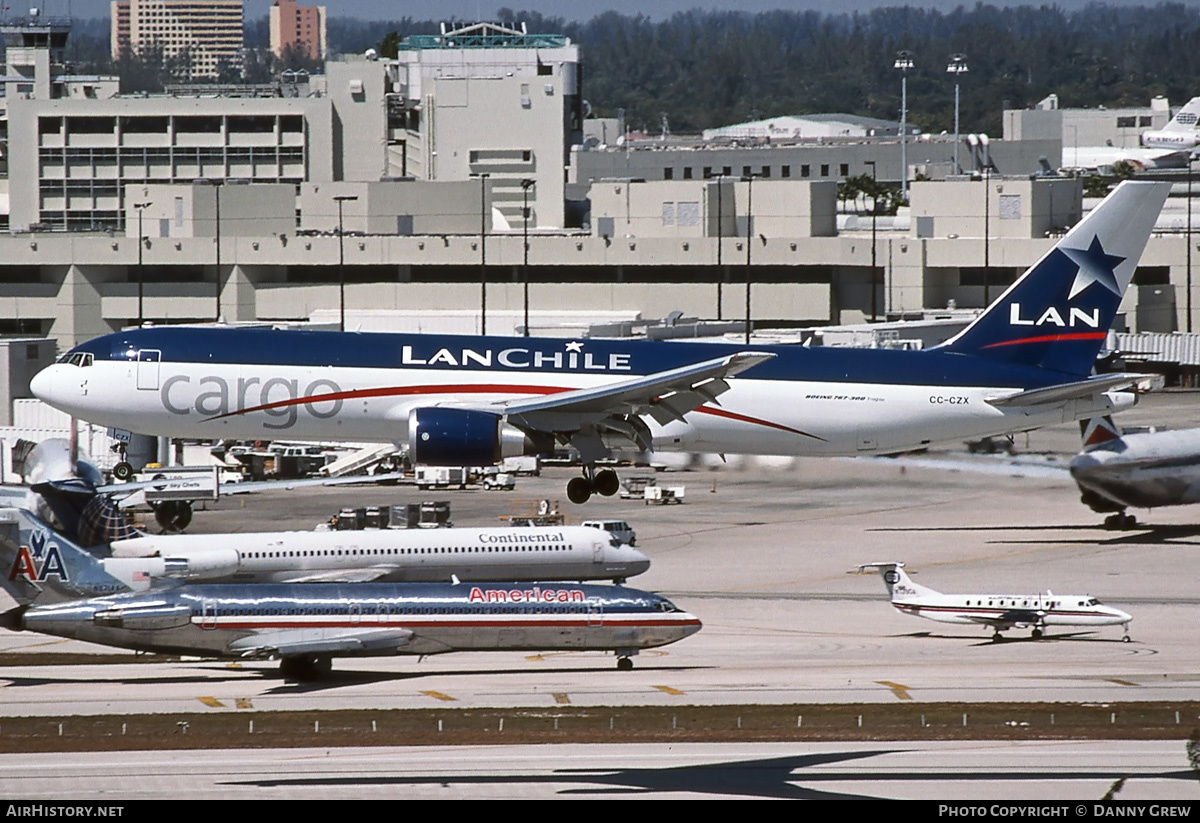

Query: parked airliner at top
left=32, top=183, right=1170, bottom=503
left=1140, top=96, right=1200, bottom=154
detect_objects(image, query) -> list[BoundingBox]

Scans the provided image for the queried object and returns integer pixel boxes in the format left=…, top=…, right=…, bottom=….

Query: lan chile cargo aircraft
left=32, top=182, right=1169, bottom=504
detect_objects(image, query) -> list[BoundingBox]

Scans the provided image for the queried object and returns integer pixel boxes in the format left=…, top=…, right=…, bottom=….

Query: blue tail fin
left=934, top=181, right=1170, bottom=377
left=0, top=508, right=132, bottom=606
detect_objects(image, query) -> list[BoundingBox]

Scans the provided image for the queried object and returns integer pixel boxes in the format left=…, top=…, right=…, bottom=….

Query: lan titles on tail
left=858, top=562, right=1132, bottom=642
left=32, top=182, right=1170, bottom=504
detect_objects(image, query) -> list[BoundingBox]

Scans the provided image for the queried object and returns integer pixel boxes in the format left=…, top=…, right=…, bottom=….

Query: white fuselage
left=107, top=525, right=649, bottom=584
left=891, top=592, right=1132, bottom=629
left=1069, top=428, right=1200, bottom=510
left=32, top=359, right=1132, bottom=459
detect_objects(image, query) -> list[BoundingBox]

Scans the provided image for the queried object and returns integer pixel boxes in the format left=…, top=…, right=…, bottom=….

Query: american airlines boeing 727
left=0, top=508, right=694, bottom=678
left=31, top=182, right=1170, bottom=503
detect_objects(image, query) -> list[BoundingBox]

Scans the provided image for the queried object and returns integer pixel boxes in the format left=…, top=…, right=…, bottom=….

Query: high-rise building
left=269, top=0, right=326, bottom=62
left=110, top=0, right=244, bottom=79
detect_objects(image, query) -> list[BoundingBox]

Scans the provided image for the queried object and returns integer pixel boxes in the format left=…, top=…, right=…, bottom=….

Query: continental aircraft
left=1070, top=416, right=1200, bottom=529
left=857, top=562, right=1132, bottom=641
left=0, top=510, right=698, bottom=679
left=1141, top=97, right=1200, bottom=154
left=109, top=523, right=650, bottom=583
left=0, top=507, right=648, bottom=601
left=31, top=182, right=1170, bottom=504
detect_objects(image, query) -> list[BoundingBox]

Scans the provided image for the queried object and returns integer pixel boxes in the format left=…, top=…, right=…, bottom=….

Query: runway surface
left=4, top=741, right=1198, bottom=800
left=2, top=392, right=1199, bottom=797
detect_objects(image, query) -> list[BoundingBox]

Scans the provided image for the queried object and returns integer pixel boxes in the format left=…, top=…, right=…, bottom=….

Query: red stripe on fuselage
left=981, top=332, right=1106, bottom=350
left=202, top=382, right=825, bottom=440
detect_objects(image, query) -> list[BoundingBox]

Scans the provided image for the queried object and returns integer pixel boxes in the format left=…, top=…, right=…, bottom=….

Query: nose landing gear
left=566, top=466, right=621, bottom=504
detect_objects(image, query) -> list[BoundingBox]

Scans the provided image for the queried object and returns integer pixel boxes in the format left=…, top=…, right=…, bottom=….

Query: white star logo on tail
left=1062, top=235, right=1126, bottom=300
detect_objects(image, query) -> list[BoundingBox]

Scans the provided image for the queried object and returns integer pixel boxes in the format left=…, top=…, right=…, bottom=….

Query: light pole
left=134, top=200, right=151, bottom=326
left=983, top=169, right=992, bottom=306
left=742, top=173, right=756, bottom=344
left=1189, top=157, right=1194, bottom=333
left=333, top=194, right=358, bottom=332
left=474, top=173, right=490, bottom=335
left=716, top=174, right=725, bottom=320
left=864, top=161, right=878, bottom=321
left=894, top=50, right=914, bottom=202
left=520, top=178, right=534, bottom=337
left=212, top=180, right=223, bottom=322
left=947, top=54, right=968, bottom=175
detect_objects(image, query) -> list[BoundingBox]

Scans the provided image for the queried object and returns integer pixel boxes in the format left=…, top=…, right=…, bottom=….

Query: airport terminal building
left=0, top=19, right=1194, bottom=354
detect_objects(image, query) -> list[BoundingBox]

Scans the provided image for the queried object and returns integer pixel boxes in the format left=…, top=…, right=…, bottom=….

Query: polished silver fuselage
left=21, top=583, right=701, bottom=659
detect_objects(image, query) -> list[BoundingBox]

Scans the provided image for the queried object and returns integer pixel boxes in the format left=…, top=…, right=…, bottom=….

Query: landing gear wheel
left=1122, top=635, right=1132, bottom=643
left=567, top=476, right=593, bottom=504
left=616, top=657, right=634, bottom=671
left=1031, top=628, right=1043, bottom=639
left=594, top=469, right=620, bottom=497
left=113, top=461, right=134, bottom=481
left=1104, top=512, right=1138, bottom=530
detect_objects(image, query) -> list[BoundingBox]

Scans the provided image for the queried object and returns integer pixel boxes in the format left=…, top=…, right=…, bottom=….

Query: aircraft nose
left=30, top=364, right=70, bottom=409
left=626, top=548, right=651, bottom=577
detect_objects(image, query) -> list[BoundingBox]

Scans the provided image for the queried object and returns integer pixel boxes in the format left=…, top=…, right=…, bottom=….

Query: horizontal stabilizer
left=985, top=373, right=1150, bottom=407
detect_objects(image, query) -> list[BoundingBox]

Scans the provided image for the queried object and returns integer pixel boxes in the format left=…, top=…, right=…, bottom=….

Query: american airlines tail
left=0, top=508, right=132, bottom=606
left=858, top=562, right=939, bottom=601
left=934, top=181, right=1170, bottom=378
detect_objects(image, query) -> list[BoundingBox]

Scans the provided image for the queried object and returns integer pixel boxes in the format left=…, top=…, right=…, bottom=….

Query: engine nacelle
left=160, top=548, right=241, bottom=580
left=408, top=407, right=553, bottom=466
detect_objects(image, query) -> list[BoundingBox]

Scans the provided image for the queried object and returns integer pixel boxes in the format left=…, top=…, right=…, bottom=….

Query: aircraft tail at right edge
left=1079, top=416, right=1124, bottom=451
left=934, top=181, right=1170, bottom=378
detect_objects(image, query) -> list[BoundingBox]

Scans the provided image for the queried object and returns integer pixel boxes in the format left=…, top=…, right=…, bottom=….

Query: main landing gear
left=1104, top=512, right=1139, bottom=530
left=566, top=466, right=620, bottom=505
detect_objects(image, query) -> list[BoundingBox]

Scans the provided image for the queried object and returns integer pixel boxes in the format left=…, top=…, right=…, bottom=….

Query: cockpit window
left=655, top=599, right=682, bottom=613
left=59, top=352, right=93, bottom=367
left=1086, top=598, right=1099, bottom=607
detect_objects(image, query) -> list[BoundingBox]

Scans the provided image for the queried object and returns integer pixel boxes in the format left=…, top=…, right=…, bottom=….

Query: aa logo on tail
left=7, top=529, right=68, bottom=582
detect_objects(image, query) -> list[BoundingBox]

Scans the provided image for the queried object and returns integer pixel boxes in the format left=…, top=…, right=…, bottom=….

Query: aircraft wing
left=98, top=471, right=408, bottom=500
left=964, top=609, right=1044, bottom=630
left=278, top=568, right=392, bottom=584
left=985, top=373, right=1152, bottom=408
left=493, top=351, right=775, bottom=457
left=229, top=627, right=414, bottom=658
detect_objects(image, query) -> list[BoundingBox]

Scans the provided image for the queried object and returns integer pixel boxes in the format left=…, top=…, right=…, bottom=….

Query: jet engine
left=407, top=408, right=552, bottom=466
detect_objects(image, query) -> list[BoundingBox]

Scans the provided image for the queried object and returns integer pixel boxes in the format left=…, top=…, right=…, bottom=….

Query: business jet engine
left=407, top=408, right=553, bottom=466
